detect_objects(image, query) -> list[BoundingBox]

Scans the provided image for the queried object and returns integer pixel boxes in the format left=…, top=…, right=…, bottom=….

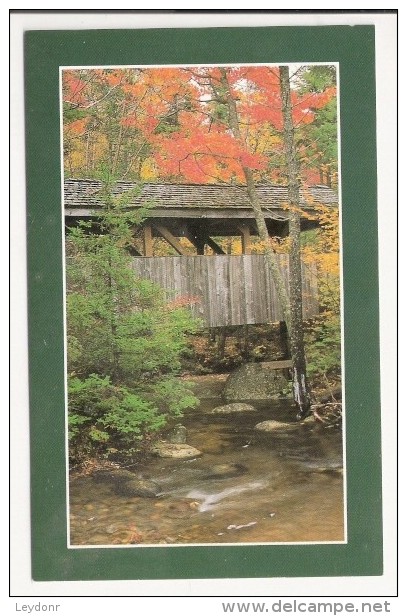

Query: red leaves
left=63, top=72, right=89, bottom=107
left=165, top=295, right=200, bottom=310
left=152, top=124, right=268, bottom=183
left=62, top=65, right=336, bottom=184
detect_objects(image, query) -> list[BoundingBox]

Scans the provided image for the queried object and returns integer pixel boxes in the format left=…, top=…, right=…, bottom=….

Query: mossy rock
left=151, top=442, right=203, bottom=459
left=92, top=468, right=136, bottom=484
left=209, top=403, right=256, bottom=414
left=114, top=479, right=162, bottom=498
left=255, top=420, right=297, bottom=432
left=224, top=363, right=288, bottom=401
left=204, top=463, right=248, bottom=479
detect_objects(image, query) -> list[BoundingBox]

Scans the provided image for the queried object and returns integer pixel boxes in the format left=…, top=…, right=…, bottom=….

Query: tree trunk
left=219, top=69, right=291, bottom=330
left=279, top=65, right=311, bottom=418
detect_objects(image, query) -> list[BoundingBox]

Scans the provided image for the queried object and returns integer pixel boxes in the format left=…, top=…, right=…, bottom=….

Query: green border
left=25, top=25, right=382, bottom=581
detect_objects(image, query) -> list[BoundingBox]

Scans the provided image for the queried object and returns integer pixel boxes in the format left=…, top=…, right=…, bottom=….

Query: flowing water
left=69, top=398, right=345, bottom=546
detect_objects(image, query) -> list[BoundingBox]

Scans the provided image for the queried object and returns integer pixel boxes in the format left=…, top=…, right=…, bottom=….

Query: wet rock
left=108, top=526, right=143, bottom=544
left=204, top=463, right=248, bottom=479
left=168, top=424, right=187, bottom=444
left=210, top=403, right=256, bottom=414
left=255, top=420, right=296, bottom=432
left=183, top=374, right=228, bottom=399
left=92, top=468, right=136, bottom=484
left=114, top=479, right=162, bottom=498
left=106, top=523, right=119, bottom=534
left=151, top=442, right=203, bottom=459
left=312, top=467, right=343, bottom=475
left=224, top=363, right=288, bottom=401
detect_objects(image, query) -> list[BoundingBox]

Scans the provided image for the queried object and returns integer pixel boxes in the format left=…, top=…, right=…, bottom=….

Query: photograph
left=62, top=63, right=345, bottom=547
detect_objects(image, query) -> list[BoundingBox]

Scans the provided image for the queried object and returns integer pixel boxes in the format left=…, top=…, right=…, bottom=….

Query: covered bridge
left=64, top=179, right=338, bottom=327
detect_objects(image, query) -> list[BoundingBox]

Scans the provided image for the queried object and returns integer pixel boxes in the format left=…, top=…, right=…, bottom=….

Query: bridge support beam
left=185, top=229, right=225, bottom=255
left=238, top=224, right=252, bottom=254
left=143, top=225, right=153, bottom=257
left=153, top=223, right=188, bottom=255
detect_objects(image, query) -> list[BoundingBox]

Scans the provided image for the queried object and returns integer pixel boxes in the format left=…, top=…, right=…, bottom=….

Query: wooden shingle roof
left=64, top=179, right=338, bottom=213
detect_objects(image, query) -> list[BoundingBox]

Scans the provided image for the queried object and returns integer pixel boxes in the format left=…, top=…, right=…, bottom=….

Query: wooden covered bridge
left=64, top=179, right=338, bottom=327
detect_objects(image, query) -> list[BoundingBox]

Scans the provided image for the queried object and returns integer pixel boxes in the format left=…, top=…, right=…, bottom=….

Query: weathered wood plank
left=143, top=225, right=153, bottom=257
left=261, top=359, right=292, bottom=369
left=131, top=254, right=319, bottom=327
left=238, top=225, right=252, bottom=254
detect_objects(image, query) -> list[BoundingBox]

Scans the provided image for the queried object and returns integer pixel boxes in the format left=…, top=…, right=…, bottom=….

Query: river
left=69, top=393, right=345, bottom=546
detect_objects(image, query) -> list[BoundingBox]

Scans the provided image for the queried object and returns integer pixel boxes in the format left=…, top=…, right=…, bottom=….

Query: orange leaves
left=121, top=82, right=145, bottom=98
left=104, top=72, right=122, bottom=87
left=66, top=118, right=89, bottom=136
left=305, top=86, right=336, bottom=109
left=121, top=110, right=160, bottom=136
left=62, top=65, right=336, bottom=185
left=152, top=124, right=268, bottom=183
left=236, top=67, right=336, bottom=132
left=239, top=149, right=267, bottom=169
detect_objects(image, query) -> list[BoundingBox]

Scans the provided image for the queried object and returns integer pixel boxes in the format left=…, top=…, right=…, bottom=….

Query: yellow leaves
left=249, top=236, right=290, bottom=254
left=301, top=203, right=340, bottom=313
left=70, top=149, right=86, bottom=170
left=281, top=200, right=315, bottom=220
left=140, top=158, right=159, bottom=181
left=312, top=204, right=340, bottom=253
left=247, top=128, right=281, bottom=155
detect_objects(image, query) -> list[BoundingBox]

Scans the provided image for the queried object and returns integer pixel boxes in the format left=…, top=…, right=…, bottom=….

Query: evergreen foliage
left=66, top=176, right=199, bottom=463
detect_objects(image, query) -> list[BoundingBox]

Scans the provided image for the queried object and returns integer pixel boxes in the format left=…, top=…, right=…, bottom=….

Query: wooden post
left=238, top=225, right=251, bottom=255
left=196, top=237, right=205, bottom=255
left=143, top=225, right=153, bottom=257
left=185, top=229, right=206, bottom=255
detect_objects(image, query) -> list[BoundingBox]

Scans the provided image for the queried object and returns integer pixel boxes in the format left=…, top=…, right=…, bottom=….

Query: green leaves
left=66, top=181, right=200, bottom=464
left=305, top=313, right=341, bottom=380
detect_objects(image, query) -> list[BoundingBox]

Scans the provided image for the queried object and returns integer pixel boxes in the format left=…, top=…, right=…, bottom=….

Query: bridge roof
left=64, top=179, right=338, bottom=215
left=64, top=179, right=338, bottom=238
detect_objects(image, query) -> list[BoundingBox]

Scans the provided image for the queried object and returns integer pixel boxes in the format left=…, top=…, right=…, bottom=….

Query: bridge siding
left=131, top=254, right=318, bottom=327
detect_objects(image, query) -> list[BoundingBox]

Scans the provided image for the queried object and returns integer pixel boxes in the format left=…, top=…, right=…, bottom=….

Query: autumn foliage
left=62, top=65, right=336, bottom=186
left=62, top=64, right=340, bottom=387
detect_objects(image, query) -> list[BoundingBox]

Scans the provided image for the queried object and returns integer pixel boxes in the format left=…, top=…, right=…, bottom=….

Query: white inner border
left=9, top=10, right=397, bottom=600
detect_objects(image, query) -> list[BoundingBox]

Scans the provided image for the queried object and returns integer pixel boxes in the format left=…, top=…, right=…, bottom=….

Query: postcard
left=23, top=21, right=385, bottom=583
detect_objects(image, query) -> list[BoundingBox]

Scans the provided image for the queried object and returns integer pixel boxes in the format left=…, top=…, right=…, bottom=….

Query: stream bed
left=69, top=398, right=345, bottom=546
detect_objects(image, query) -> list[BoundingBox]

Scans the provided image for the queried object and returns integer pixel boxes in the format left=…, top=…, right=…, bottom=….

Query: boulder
left=204, top=463, right=248, bottom=479
left=168, top=423, right=187, bottom=444
left=151, top=442, right=203, bottom=460
left=114, top=479, right=162, bottom=498
left=224, top=363, right=288, bottom=401
left=209, top=402, right=256, bottom=414
left=92, top=468, right=136, bottom=484
left=255, top=420, right=296, bottom=432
